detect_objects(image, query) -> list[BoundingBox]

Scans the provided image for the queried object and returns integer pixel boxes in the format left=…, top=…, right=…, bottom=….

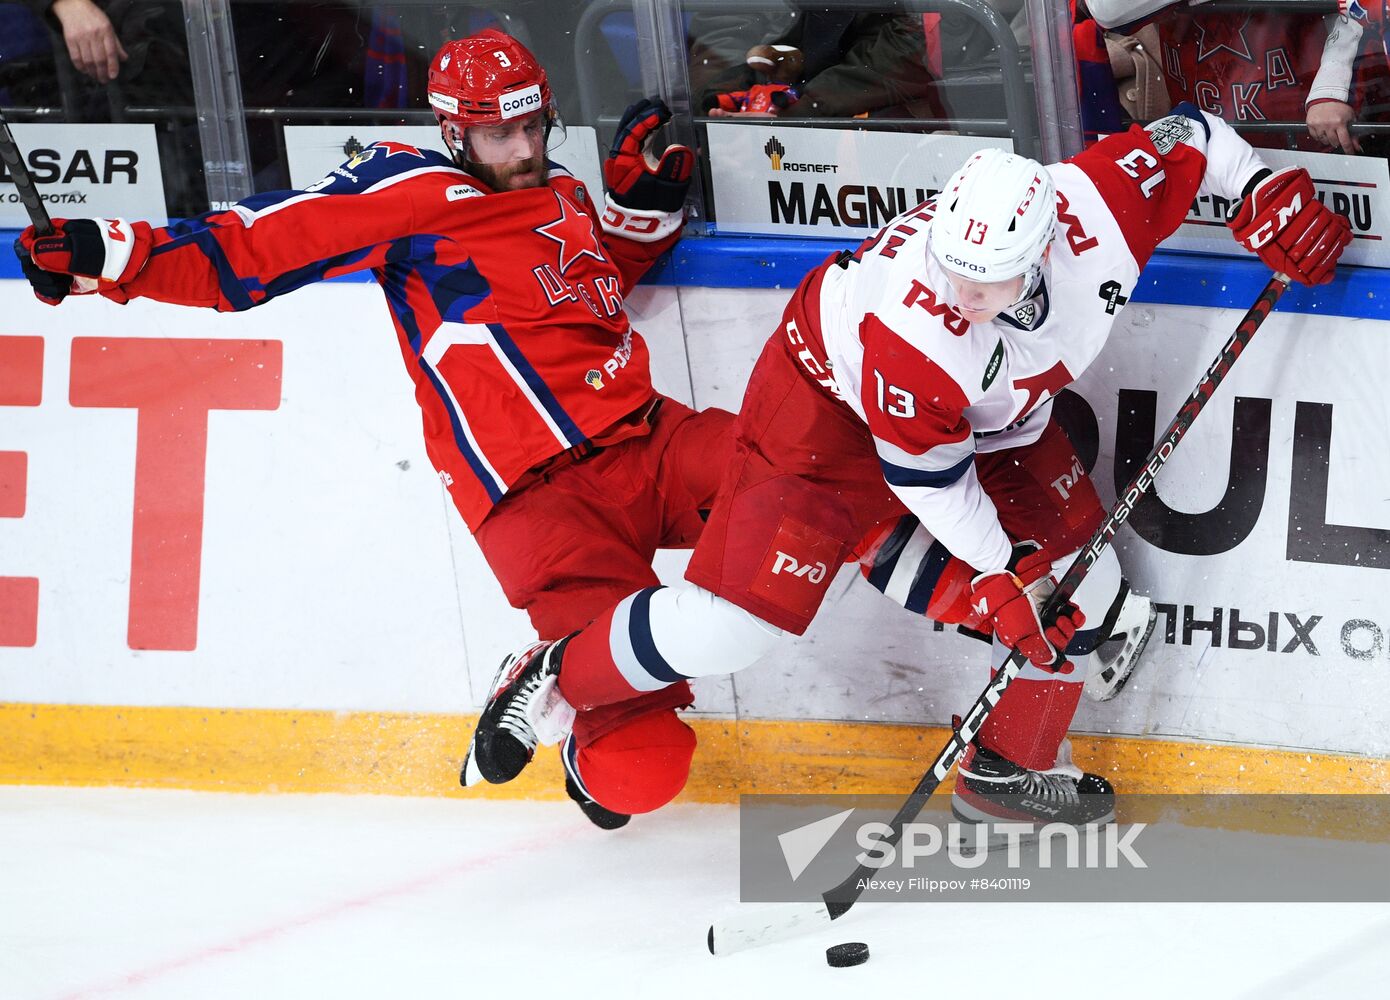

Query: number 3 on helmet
left=427, top=29, right=561, bottom=163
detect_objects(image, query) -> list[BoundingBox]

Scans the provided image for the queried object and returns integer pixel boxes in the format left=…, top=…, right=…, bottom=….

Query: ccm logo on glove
left=1228, top=167, right=1351, bottom=286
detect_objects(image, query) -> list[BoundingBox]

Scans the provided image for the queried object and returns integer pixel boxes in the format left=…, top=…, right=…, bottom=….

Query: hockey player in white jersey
left=465, top=104, right=1350, bottom=830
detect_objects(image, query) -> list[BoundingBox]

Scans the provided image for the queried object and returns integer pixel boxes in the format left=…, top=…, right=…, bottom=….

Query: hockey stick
left=0, top=110, right=53, bottom=235
left=708, top=271, right=1292, bottom=956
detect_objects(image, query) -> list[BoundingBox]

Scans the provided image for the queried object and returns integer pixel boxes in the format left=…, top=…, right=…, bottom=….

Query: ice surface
left=1, top=787, right=1386, bottom=1000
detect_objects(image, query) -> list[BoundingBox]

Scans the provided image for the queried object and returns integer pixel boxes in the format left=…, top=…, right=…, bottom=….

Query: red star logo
left=535, top=191, right=606, bottom=275
left=1195, top=14, right=1253, bottom=64
left=372, top=141, right=425, bottom=158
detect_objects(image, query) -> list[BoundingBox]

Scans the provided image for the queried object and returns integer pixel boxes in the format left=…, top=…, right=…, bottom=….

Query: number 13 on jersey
left=874, top=369, right=917, bottom=418
left=1116, top=148, right=1165, bottom=199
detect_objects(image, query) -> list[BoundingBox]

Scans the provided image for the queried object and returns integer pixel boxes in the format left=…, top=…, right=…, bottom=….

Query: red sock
left=978, top=674, right=1084, bottom=771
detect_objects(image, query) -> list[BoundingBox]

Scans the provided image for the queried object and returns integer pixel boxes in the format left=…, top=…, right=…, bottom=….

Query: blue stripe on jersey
left=390, top=236, right=583, bottom=446
left=486, top=321, right=585, bottom=447
left=904, top=540, right=953, bottom=615
left=192, top=229, right=255, bottom=310
left=146, top=214, right=275, bottom=311
left=380, top=241, right=426, bottom=354
left=253, top=243, right=380, bottom=301
left=420, top=255, right=492, bottom=324
left=865, top=515, right=920, bottom=593
left=1168, top=101, right=1211, bottom=140
left=879, top=452, right=973, bottom=489
left=417, top=357, right=505, bottom=503
left=627, top=587, right=689, bottom=684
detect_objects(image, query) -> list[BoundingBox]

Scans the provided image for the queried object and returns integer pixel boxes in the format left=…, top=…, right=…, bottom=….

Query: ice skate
left=951, top=739, right=1114, bottom=849
left=562, top=734, right=631, bottom=830
left=1086, top=586, right=1158, bottom=702
left=470, top=637, right=575, bottom=785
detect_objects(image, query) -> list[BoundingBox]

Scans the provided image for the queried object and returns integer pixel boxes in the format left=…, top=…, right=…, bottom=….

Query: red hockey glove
left=604, top=97, right=693, bottom=213
left=969, top=542, right=1084, bottom=672
left=13, top=235, right=72, bottom=305
left=1227, top=167, right=1350, bottom=286
left=14, top=218, right=152, bottom=304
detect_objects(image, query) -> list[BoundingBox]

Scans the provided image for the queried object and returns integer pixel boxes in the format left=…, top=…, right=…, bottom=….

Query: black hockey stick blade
left=708, top=272, right=1292, bottom=957
left=0, top=110, right=53, bottom=235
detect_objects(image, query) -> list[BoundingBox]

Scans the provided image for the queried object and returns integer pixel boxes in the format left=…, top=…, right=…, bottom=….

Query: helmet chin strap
left=1007, top=238, right=1054, bottom=310
left=1009, top=261, right=1045, bottom=309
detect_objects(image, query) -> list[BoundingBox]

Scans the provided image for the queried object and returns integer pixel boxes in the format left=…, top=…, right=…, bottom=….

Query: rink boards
left=1, top=271, right=1388, bottom=795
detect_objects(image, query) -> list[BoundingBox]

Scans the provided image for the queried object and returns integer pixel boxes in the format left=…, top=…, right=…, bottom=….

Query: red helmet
left=427, top=29, right=553, bottom=130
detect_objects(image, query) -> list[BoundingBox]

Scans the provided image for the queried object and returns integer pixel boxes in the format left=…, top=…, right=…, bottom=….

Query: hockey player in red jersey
left=11, top=29, right=734, bottom=830
left=1088, top=0, right=1388, bottom=153
left=470, top=104, right=1350, bottom=832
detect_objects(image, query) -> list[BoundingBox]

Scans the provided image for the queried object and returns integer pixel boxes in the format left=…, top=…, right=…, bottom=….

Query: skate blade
left=459, top=730, right=485, bottom=788
left=1085, top=602, right=1158, bottom=703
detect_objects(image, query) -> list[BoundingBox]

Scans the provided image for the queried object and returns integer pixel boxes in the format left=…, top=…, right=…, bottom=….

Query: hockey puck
left=826, top=942, right=869, bottom=967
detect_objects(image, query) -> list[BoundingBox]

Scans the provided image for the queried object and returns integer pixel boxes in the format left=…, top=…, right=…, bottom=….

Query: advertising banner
left=705, top=125, right=1390, bottom=270
left=0, top=123, right=167, bottom=228
left=705, top=122, right=1009, bottom=237
left=1161, top=149, right=1390, bottom=268
left=283, top=124, right=604, bottom=201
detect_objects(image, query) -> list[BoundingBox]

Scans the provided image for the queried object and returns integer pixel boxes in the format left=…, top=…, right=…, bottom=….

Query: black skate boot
left=466, top=636, right=575, bottom=785
left=951, top=739, right=1114, bottom=849
left=562, top=734, right=631, bottom=831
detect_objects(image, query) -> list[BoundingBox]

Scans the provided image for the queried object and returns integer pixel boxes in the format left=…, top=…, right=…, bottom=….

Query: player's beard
left=470, top=155, right=548, bottom=192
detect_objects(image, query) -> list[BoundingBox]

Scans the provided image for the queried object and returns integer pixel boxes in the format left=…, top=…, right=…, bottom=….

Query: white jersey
left=811, top=106, right=1266, bottom=575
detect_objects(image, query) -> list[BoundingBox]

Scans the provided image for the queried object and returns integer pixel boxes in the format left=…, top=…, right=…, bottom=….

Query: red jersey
left=102, top=142, right=678, bottom=530
left=1149, top=10, right=1388, bottom=148
left=1158, top=14, right=1329, bottom=126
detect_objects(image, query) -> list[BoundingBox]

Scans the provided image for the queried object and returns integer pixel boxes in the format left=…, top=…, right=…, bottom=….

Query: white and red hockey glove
left=1227, top=167, right=1351, bottom=286
left=14, top=217, right=152, bottom=304
left=601, top=97, right=692, bottom=242
left=969, top=542, right=1084, bottom=673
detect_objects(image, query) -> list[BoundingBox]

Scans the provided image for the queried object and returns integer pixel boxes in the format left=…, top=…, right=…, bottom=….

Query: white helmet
left=930, top=148, right=1056, bottom=300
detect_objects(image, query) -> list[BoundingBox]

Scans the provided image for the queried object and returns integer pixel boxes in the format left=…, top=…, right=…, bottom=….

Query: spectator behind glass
left=18, top=0, right=128, bottom=83
left=4, top=2, right=449, bottom=208
left=1086, top=0, right=1390, bottom=154
left=689, top=8, right=936, bottom=119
